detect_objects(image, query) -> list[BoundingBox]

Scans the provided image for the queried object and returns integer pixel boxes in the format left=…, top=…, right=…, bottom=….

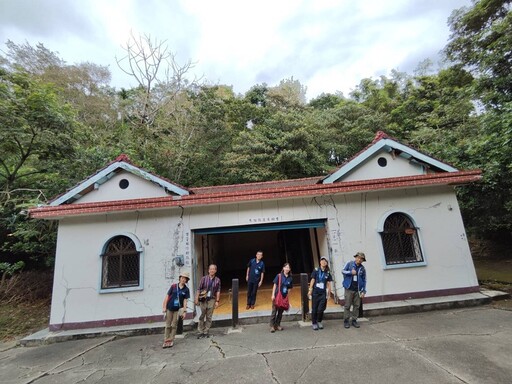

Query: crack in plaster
left=121, top=292, right=153, bottom=314
left=410, top=202, right=442, bottom=213
left=60, top=268, right=70, bottom=326
left=165, top=206, right=185, bottom=281
left=58, top=267, right=96, bottom=326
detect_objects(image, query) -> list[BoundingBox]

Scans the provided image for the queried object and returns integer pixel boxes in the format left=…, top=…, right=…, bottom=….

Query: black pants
left=270, top=301, right=284, bottom=327
left=311, top=292, right=327, bottom=324
left=247, top=281, right=259, bottom=306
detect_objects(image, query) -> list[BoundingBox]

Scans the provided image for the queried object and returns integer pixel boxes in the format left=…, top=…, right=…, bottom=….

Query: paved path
left=2, top=305, right=511, bottom=384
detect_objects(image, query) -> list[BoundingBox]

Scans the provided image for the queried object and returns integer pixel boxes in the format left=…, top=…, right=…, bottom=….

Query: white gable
left=322, top=136, right=458, bottom=184
left=50, top=159, right=189, bottom=206
left=76, top=170, right=169, bottom=204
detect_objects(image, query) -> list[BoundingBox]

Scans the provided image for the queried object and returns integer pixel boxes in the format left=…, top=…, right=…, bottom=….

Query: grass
left=473, top=258, right=512, bottom=283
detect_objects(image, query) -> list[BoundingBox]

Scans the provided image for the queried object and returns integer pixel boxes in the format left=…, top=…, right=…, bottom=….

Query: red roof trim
left=29, top=170, right=481, bottom=219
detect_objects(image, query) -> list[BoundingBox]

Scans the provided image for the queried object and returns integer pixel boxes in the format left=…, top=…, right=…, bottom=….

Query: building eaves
left=29, top=170, right=482, bottom=219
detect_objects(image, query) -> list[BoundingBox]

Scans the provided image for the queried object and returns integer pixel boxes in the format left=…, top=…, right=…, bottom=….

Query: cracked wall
left=50, top=184, right=477, bottom=329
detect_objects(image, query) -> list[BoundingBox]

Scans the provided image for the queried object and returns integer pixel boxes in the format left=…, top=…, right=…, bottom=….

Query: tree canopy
left=1, top=0, right=511, bottom=266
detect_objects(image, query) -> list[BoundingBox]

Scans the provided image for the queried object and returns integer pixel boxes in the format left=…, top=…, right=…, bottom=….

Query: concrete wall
left=50, top=185, right=478, bottom=329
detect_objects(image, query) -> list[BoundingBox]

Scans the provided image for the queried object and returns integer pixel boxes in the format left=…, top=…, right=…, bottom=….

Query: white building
left=29, top=132, right=481, bottom=331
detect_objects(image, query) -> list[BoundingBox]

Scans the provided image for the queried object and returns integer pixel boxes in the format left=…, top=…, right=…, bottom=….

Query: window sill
left=99, top=286, right=143, bottom=294
left=383, top=262, right=427, bottom=270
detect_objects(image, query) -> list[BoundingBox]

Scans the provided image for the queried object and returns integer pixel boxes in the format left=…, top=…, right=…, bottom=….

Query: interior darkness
left=205, top=228, right=314, bottom=286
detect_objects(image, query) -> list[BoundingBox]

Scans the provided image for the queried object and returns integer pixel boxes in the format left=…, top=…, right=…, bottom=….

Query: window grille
left=101, top=235, right=140, bottom=289
left=380, top=213, right=423, bottom=265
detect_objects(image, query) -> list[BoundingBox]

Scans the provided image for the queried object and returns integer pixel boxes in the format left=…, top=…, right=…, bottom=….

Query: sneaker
left=344, top=320, right=350, bottom=329
left=317, top=322, right=324, bottom=330
left=205, top=333, right=210, bottom=338
left=270, top=326, right=276, bottom=333
left=351, top=320, right=360, bottom=328
left=197, top=333, right=204, bottom=339
left=276, top=326, right=283, bottom=331
left=312, top=323, right=319, bottom=331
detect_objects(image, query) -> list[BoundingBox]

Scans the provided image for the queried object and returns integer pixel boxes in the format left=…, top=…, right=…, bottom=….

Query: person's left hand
left=360, top=293, right=365, bottom=298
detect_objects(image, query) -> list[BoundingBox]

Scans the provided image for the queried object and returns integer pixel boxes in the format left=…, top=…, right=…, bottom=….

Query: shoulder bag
left=274, top=273, right=290, bottom=311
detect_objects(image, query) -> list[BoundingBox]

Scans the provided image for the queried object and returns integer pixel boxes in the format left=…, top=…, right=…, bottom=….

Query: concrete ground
left=2, top=303, right=512, bottom=384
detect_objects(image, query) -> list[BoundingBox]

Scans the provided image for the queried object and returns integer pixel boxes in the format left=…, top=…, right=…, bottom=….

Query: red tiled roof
left=29, top=170, right=482, bottom=219
left=191, top=176, right=321, bottom=195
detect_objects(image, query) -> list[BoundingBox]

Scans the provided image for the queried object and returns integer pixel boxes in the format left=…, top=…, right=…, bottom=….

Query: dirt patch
left=0, top=270, right=52, bottom=342
left=0, top=299, right=50, bottom=341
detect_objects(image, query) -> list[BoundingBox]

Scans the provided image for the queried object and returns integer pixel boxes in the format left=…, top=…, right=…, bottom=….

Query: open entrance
left=193, top=220, right=330, bottom=313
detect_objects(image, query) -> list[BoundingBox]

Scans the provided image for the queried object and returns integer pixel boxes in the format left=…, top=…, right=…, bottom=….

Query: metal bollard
left=232, top=278, right=239, bottom=328
left=300, top=273, right=309, bottom=322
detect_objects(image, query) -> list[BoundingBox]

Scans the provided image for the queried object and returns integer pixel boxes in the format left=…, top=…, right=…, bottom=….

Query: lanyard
left=318, top=269, right=325, bottom=282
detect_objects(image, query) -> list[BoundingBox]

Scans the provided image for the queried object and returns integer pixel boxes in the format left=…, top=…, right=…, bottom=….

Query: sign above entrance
left=194, top=219, right=326, bottom=235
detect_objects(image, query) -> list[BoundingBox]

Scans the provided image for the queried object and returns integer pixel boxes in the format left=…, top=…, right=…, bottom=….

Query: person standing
left=195, top=264, right=221, bottom=338
left=246, top=250, right=265, bottom=309
left=269, top=263, right=293, bottom=333
left=162, top=272, right=190, bottom=348
left=308, top=257, right=332, bottom=330
left=342, top=252, right=367, bottom=329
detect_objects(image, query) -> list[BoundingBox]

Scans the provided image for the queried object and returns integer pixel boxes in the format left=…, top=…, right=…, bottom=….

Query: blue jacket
left=342, top=260, right=367, bottom=293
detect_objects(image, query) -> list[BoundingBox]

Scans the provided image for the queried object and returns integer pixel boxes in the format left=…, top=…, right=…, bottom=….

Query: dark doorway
left=196, top=228, right=315, bottom=287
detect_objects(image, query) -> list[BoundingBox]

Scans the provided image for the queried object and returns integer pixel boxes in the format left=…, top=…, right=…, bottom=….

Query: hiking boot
left=351, top=320, right=360, bottom=328
left=312, top=323, right=319, bottom=330
left=317, top=322, right=324, bottom=330
left=344, top=320, right=350, bottom=329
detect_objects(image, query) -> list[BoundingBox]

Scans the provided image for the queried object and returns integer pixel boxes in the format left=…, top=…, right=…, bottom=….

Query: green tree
left=0, top=69, right=78, bottom=263
left=445, top=0, right=512, bottom=109
left=444, top=0, right=512, bottom=241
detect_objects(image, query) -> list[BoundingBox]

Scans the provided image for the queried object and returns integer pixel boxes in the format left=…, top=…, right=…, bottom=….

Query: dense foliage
left=0, top=0, right=510, bottom=268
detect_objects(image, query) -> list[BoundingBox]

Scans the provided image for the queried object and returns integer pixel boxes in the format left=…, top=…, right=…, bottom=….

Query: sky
left=0, top=0, right=473, bottom=100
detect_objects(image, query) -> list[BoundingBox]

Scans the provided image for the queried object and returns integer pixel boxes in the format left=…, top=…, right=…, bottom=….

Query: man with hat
left=162, top=272, right=190, bottom=348
left=341, top=252, right=367, bottom=329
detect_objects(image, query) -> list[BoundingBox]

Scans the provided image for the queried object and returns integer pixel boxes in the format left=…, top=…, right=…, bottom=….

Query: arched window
left=380, top=212, right=424, bottom=266
left=101, top=235, right=141, bottom=289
